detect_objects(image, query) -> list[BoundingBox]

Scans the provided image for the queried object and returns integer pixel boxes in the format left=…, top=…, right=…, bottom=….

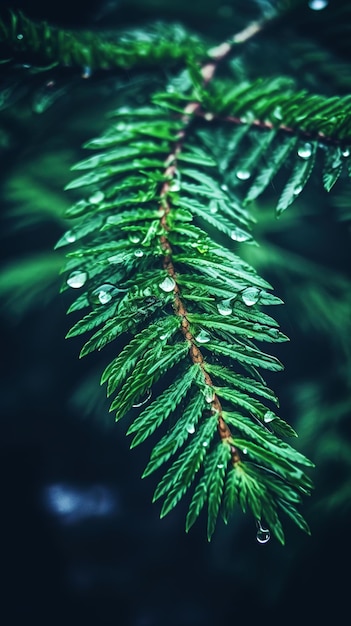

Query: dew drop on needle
left=256, top=520, right=271, bottom=544
left=67, top=270, right=88, bottom=289
left=132, top=389, right=152, bottom=408
left=242, top=287, right=260, bottom=306
left=159, top=276, right=176, bottom=292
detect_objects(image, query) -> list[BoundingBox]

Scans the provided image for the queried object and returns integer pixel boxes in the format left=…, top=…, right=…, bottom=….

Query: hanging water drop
left=263, top=410, right=275, bottom=423
left=221, top=184, right=229, bottom=191
left=230, top=228, right=251, bottom=242
left=169, top=180, right=181, bottom=192
left=209, top=200, right=218, bottom=214
left=159, top=276, right=176, bottom=292
left=293, top=185, right=303, bottom=195
left=128, top=233, right=141, bottom=244
left=308, top=0, right=328, bottom=10
left=256, top=520, right=271, bottom=544
left=217, top=300, right=232, bottom=316
left=16, top=33, right=24, bottom=40
left=57, top=230, right=76, bottom=247
left=89, top=190, right=104, bottom=204
left=242, top=448, right=248, bottom=455
left=217, top=463, right=225, bottom=469
left=89, top=283, right=120, bottom=305
left=132, top=389, right=152, bottom=408
left=186, top=423, right=196, bottom=434
left=134, top=249, right=144, bottom=258
left=236, top=169, right=251, bottom=181
left=159, top=333, right=168, bottom=341
left=297, top=142, right=313, bottom=159
left=205, top=389, right=215, bottom=403
left=342, top=147, right=350, bottom=158
left=66, top=270, right=88, bottom=289
left=202, top=440, right=209, bottom=447
left=195, top=330, right=211, bottom=344
left=242, top=287, right=260, bottom=306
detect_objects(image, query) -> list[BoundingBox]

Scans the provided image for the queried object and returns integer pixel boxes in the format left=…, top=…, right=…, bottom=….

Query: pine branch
left=55, top=13, right=318, bottom=544
left=0, top=10, right=207, bottom=71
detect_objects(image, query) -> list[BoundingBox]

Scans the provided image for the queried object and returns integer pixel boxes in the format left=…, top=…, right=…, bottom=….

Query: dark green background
left=1, top=1, right=350, bottom=625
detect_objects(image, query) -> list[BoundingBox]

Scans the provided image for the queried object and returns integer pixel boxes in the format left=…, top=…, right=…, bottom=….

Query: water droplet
left=89, top=283, right=119, bottom=305
left=89, top=190, right=104, bottom=204
left=230, top=228, right=251, bottom=242
left=205, top=390, right=215, bottom=403
left=263, top=410, right=275, bottom=423
left=195, top=330, right=211, bottom=344
left=202, top=440, right=209, bottom=447
left=204, top=112, right=214, bottom=121
left=60, top=230, right=76, bottom=245
left=256, top=520, right=271, bottom=544
left=293, top=185, right=303, bottom=195
left=209, top=201, right=218, bottom=214
left=159, top=333, right=168, bottom=341
left=129, top=233, right=141, bottom=244
left=241, top=111, right=255, bottom=123
left=134, top=249, right=144, bottom=258
left=297, top=142, right=313, bottom=159
left=16, top=33, right=24, bottom=40
left=159, top=276, right=176, bottom=292
left=242, top=287, right=260, bottom=306
left=186, top=423, right=195, bottom=434
left=217, top=300, right=232, bottom=316
left=236, top=169, right=251, bottom=181
left=308, top=0, right=328, bottom=10
left=242, top=448, right=248, bottom=455
left=221, top=184, right=229, bottom=192
left=132, top=389, right=152, bottom=408
left=342, top=147, right=350, bottom=158
left=67, top=270, right=88, bottom=289
left=116, top=122, right=127, bottom=131
left=169, top=180, right=181, bottom=192
left=217, top=463, right=225, bottom=469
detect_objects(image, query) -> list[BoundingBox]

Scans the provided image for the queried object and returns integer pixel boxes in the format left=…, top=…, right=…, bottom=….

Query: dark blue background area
left=1, top=377, right=347, bottom=626
left=0, top=1, right=350, bottom=625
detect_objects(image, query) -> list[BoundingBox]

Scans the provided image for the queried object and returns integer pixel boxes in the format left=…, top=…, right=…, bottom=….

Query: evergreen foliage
left=2, top=0, right=351, bottom=545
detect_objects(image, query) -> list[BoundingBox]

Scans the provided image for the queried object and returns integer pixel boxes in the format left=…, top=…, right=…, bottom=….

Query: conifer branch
left=0, top=10, right=207, bottom=71
left=1, top=4, right=329, bottom=544
left=152, top=22, right=266, bottom=463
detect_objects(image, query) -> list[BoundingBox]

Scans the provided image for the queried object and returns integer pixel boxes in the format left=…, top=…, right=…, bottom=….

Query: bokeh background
left=1, top=1, right=351, bottom=624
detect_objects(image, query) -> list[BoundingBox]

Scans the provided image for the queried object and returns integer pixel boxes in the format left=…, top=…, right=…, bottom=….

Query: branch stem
left=155, top=21, right=270, bottom=461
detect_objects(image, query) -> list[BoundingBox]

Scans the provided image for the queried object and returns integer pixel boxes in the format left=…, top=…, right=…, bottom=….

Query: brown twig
left=156, top=18, right=270, bottom=461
